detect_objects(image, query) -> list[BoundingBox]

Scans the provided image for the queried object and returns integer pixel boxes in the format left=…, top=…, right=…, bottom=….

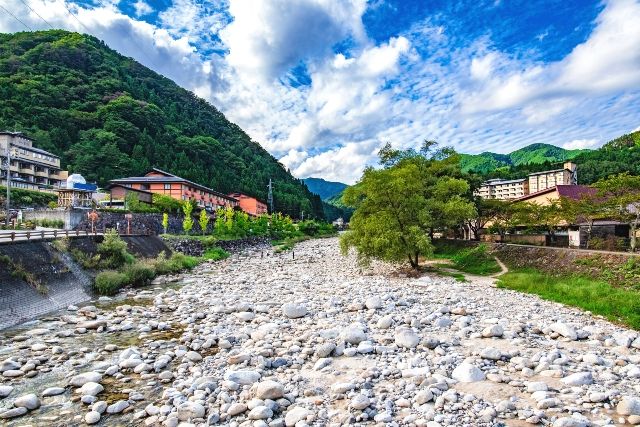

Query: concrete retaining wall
left=22, top=209, right=87, bottom=229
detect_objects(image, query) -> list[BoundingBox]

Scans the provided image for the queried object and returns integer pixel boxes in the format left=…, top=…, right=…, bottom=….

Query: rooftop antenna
left=267, top=179, right=274, bottom=214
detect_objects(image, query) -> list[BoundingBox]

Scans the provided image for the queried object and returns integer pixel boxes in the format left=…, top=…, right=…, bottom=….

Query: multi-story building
left=475, top=178, right=529, bottom=200
left=0, top=131, right=67, bottom=190
left=110, top=168, right=239, bottom=210
left=228, top=192, right=268, bottom=217
left=477, top=162, right=578, bottom=200
left=528, top=162, right=577, bottom=194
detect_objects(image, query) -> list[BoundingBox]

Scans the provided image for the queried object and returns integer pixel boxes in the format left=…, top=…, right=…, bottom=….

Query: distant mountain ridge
left=460, top=143, right=590, bottom=173
left=303, top=178, right=348, bottom=200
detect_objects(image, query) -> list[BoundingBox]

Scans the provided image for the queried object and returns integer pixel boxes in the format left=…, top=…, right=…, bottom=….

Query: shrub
left=124, top=262, right=156, bottom=287
left=202, top=247, right=229, bottom=261
left=94, top=270, right=128, bottom=295
left=153, top=252, right=200, bottom=275
left=97, top=229, right=134, bottom=268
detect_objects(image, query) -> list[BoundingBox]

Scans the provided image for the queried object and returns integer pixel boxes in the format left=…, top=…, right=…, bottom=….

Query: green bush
left=153, top=252, right=200, bottom=275
left=202, top=247, right=229, bottom=261
left=97, top=229, right=134, bottom=268
left=94, top=270, right=129, bottom=295
left=123, top=262, right=156, bottom=287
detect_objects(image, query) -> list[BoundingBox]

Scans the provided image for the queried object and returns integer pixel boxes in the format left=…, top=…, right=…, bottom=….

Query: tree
left=182, top=201, right=193, bottom=234
left=516, top=200, right=568, bottom=241
left=198, top=209, right=209, bottom=236
left=340, top=142, right=475, bottom=269
left=593, top=173, right=640, bottom=251
left=486, top=201, right=521, bottom=241
left=560, top=191, right=605, bottom=249
left=162, top=212, right=169, bottom=234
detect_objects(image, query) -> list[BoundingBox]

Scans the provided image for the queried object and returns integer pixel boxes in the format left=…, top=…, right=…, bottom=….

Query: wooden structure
left=57, top=188, right=94, bottom=208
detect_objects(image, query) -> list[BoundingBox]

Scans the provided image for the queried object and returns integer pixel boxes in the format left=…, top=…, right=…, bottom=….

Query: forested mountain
left=478, top=130, right=640, bottom=184
left=0, top=30, right=325, bottom=219
left=460, top=143, right=588, bottom=173
left=303, top=178, right=347, bottom=200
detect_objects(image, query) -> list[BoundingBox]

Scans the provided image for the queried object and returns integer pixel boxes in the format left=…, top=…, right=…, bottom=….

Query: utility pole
left=301, top=211, right=304, bottom=221
left=267, top=179, right=274, bottom=214
left=4, top=142, right=10, bottom=226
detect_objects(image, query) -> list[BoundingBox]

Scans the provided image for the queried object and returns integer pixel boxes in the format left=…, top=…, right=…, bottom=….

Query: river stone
left=227, top=403, right=247, bottom=416
left=315, top=342, right=336, bottom=358
left=256, top=380, right=285, bottom=400
left=480, top=347, right=502, bottom=360
left=106, top=400, right=129, bottom=414
left=184, top=351, right=202, bottom=362
left=42, top=387, right=65, bottom=397
left=0, top=386, right=14, bottom=398
left=350, top=394, right=370, bottom=410
left=248, top=405, right=273, bottom=420
left=282, top=303, right=308, bottom=319
left=617, top=397, right=640, bottom=415
left=341, top=324, right=367, bottom=344
left=78, top=382, right=104, bottom=396
left=377, top=315, right=393, bottom=329
left=553, top=417, right=590, bottom=427
left=14, top=393, right=40, bottom=410
left=224, top=370, right=261, bottom=385
left=551, top=322, right=578, bottom=340
left=561, top=372, right=593, bottom=386
left=85, top=411, right=101, bottom=424
left=452, top=363, right=486, bottom=382
left=77, top=320, right=107, bottom=330
left=3, top=370, right=23, bottom=378
left=285, top=407, right=311, bottom=426
left=69, top=372, right=103, bottom=387
left=395, top=328, right=420, bottom=348
left=0, top=407, right=28, bottom=419
left=482, top=324, right=504, bottom=338
left=177, top=401, right=205, bottom=420
left=0, top=360, right=21, bottom=372
left=365, top=296, right=383, bottom=310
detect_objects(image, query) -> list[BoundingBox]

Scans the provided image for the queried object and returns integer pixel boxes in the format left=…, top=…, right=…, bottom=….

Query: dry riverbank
left=0, top=238, right=639, bottom=426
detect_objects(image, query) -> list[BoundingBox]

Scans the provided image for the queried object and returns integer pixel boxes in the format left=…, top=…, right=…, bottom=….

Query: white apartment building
left=0, top=131, right=67, bottom=191
left=475, top=178, right=529, bottom=200
left=528, top=162, right=578, bottom=194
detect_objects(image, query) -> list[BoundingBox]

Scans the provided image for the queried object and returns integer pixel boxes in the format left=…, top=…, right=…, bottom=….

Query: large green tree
left=340, top=142, right=475, bottom=269
left=593, top=173, right=640, bottom=252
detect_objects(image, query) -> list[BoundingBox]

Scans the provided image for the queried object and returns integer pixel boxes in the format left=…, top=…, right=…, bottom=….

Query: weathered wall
left=0, top=240, right=92, bottom=330
left=22, top=209, right=86, bottom=229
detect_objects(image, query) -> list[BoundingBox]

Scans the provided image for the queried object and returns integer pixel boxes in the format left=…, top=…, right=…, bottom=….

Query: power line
left=0, top=3, right=33, bottom=30
left=60, top=0, right=92, bottom=34
left=18, top=0, right=55, bottom=29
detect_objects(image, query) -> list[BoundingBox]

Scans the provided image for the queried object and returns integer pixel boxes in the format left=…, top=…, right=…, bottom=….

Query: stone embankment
left=0, top=238, right=639, bottom=426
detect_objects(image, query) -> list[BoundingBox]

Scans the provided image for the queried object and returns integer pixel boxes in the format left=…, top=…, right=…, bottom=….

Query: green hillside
left=303, top=178, right=347, bottom=200
left=460, top=143, right=589, bottom=173
left=479, top=130, right=640, bottom=184
left=0, top=30, right=324, bottom=219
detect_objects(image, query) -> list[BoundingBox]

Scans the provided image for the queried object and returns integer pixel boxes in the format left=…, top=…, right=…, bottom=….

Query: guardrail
left=0, top=229, right=94, bottom=242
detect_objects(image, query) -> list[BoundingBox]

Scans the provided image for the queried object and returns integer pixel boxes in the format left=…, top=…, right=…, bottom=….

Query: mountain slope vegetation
left=303, top=178, right=348, bottom=200
left=0, top=30, right=324, bottom=219
left=460, top=143, right=589, bottom=173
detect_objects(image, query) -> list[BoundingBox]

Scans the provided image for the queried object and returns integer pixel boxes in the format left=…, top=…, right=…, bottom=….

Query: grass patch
left=430, top=242, right=500, bottom=276
left=272, top=235, right=310, bottom=252
left=425, top=267, right=467, bottom=282
left=497, top=268, right=640, bottom=330
left=202, top=247, right=229, bottom=261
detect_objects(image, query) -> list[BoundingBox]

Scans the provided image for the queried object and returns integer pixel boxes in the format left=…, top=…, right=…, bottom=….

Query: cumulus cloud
left=220, top=0, right=367, bottom=82
left=1, top=0, right=639, bottom=183
left=133, top=0, right=153, bottom=17
left=562, top=138, right=600, bottom=150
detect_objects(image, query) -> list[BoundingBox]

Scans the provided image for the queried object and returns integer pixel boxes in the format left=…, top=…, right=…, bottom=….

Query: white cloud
left=562, top=138, right=600, bottom=150
left=220, top=0, right=367, bottom=82
left=133, top=0, right=153, bottom=17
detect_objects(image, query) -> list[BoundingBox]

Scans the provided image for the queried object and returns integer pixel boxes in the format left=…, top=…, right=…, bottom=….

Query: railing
left=0, top=229, right=94, bottom=242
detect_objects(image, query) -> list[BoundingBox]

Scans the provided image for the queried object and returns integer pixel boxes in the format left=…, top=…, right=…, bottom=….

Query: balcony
left=35, top=169, right=49, bottom=178
left=19, top=165, right=34, bottom=174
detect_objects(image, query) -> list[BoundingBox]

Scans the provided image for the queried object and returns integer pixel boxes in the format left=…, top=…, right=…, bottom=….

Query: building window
left=164, top=183, right=171, bottom=190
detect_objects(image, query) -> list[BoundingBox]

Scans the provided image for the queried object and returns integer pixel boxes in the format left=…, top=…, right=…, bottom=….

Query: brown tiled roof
left=555, top=185, right=597, bottom=200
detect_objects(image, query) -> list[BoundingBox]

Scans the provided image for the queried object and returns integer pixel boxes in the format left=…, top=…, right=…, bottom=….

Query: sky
left=1, top=0, right=640, bottom=184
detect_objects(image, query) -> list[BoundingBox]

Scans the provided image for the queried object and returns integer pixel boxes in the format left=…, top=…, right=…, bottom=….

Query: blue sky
left=2, top=0, right=640, bottom=183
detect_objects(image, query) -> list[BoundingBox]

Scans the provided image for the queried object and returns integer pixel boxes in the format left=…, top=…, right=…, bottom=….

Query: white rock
left=13, top=393, right=40, bottom=410
left=561, top=372, right=593, bottom=386
left=350, top=394, right=370, bottom=410
left=285, top=407, right=311, bottom=426
left=365, top=296, right=383, bottom=310
left=177, top=401, right=205, bottom=420
left=85, top=411, right=101, bottom=424
left=224, top=370, right=261, bottom=385
left=341, top=324, right=367, bottom=345
left=78, top=382, right=104, bottom=397
left=282, top=303, right=308, bottom=319
left=482, top=324, right=504, bottom=338
left=255, top=380, right=284, bottom=400
left=617, top=397, right=640, bottom=416
left=551, top=323, right=578, bottom=340
left=452, top=363, right=485, bottom=382
left=69, top=372, right=103, bottom=387
left=395, top=328, right=420, bottom=349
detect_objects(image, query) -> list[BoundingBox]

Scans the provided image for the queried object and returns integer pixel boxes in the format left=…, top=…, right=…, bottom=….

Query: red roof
left=515, top=185, right=595, bottom=202
left=555, top=185, right=597, bottom=200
